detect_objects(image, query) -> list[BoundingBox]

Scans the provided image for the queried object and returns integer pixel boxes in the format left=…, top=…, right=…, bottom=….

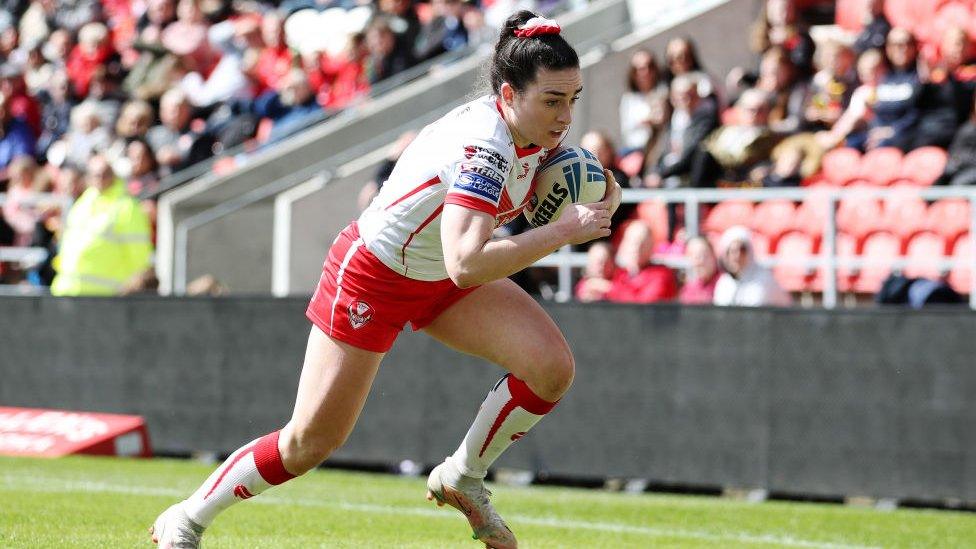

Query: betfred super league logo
left=348, top=300, right=374, bottom=329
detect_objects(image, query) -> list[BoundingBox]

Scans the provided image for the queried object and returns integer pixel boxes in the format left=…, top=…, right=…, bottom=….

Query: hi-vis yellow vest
left=50, top=180, right=153, bottom=296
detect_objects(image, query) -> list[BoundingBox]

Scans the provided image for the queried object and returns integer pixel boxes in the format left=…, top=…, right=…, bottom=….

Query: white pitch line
left=0, top=475, right=880, bottom=549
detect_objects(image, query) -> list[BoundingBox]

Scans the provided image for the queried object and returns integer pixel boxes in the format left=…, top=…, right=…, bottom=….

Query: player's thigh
left=422, top=278, right=574, bottom=396
left=285, top=324, right=385, bottom=449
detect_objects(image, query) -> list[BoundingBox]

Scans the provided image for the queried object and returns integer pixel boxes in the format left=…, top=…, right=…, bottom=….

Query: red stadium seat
left=812, top=232, right=859, bottom=293
left=751, top=199, right=797, bottom=242
left=948, top=234, right=974, bottom=294
left=858, top=147, right=904, bottom=187
left=618, top=150, right=644, bottom=179
left=854, top=231, right=901, bottom=293
left=751, top=231, right=772, bottom=260
left=903, top=231, right=948, bottom=279
left=926, top=198, right=971, bottom=243
left=794, top=187, right=836, bottom=237
left=702, top=199, right=754, bottom=235
left=821, top=147, right=863, bottom=187
left=931, top=3, right=975, bottom=41
left=837, top=186, right=884, bottom=242
left=836, top=0, right=866, bottom=31
left=774, top=231, right=817, bottom=292
left=882, top=186, right=928, bottom=242
left=801, top=173, right=831, bottom=187
left=884, top=0, right=919, bottom=30
left=899, top=147, right=948, bottom=187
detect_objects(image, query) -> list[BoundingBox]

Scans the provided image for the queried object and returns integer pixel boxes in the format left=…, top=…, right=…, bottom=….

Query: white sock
left=449, top=374, right=558, bottom=480
left=183, top=430, right=296, bottom=527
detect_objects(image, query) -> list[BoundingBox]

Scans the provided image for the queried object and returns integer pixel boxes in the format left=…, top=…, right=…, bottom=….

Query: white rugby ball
left=523, top=146, right=607, bottom=228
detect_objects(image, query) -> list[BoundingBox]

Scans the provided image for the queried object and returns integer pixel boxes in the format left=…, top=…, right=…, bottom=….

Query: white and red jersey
left=357, top=95, right=550, bottom=281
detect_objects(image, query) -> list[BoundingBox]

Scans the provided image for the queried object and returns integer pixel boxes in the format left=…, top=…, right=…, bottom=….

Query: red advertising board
left=0, top=407, right=152, bottom=458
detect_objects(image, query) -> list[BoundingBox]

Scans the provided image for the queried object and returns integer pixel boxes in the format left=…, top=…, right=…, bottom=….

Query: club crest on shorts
left=348, top=300, right=374, bottom=329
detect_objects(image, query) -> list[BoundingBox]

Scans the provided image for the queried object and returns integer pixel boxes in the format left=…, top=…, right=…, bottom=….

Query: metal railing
left=0, top=192, right=73, bottom=294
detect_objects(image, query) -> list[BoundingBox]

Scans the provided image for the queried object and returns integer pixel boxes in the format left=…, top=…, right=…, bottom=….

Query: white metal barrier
left=0, top=192, right=72, bottom=293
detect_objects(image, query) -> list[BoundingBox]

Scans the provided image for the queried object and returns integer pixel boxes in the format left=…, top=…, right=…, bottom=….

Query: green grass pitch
left=1, top=455, right=974, bottom=548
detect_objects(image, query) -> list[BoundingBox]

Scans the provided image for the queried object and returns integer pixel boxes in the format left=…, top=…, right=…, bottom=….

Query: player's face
left=504, top=67, right=582, bottom=150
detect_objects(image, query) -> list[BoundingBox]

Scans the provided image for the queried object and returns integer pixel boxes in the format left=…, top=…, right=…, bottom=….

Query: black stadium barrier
left=1, top=296, right=974, bottom=504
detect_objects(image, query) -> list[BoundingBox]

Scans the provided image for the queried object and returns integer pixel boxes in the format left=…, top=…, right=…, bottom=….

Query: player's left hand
left=602, top=168, right=622, bottom=217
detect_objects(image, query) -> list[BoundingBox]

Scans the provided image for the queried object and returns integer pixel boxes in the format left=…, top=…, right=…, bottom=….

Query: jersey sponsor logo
left=348, top=300, right=374, bottom=329
left=463, top=145, right=510, bottom=173
left=233, top=484, right=254, bottom=500
left=454, top=172, right=502, bottom=202
left=459, top=163, right=505, bottom=182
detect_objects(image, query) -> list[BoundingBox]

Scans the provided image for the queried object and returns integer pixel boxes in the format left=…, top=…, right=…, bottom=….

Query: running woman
left=151, top=10, right=621, bottom=549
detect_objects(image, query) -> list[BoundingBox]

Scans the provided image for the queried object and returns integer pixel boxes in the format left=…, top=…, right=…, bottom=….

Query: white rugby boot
left=150, top=502, right=205, bottom=548
left=426, top=461, right=518, bottom=549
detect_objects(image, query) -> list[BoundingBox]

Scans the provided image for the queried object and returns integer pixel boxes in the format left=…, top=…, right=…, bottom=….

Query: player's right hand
left=556, top=201, right=612, bottom=245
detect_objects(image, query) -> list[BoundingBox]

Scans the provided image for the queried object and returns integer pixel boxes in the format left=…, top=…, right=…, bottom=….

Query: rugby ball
left=523, top=147, right=607, bottom=228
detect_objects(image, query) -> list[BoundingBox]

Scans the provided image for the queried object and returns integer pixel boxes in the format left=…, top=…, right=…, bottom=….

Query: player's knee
left=281, top=425, right=345, bottom=474
left=527, top=340, right=575, bottom=401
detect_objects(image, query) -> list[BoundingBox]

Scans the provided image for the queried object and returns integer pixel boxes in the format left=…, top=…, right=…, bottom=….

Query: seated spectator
left=936, top=26, right=976, bottom=85
left=678, top=235, right=720, bottom=305
left=66, top=21, right=119, bottom=99
left=619, top=49, right=666, bottom=153
left=691, top=89, right=781, bottom=187
left=606, top=222, right=677, bottom=303
left=375, top=0, right=422, bottom=56
left=160, top=0, right=217, bottom=81
left=750, top=0, right=814, bottom=78
left=713, top=225, right=791, bottom=307
left=2, top=155, right=42, bottom=246
left=913, top=27, right=975, bottom=149
left=179, top=18, right=259, bottom=109
left=146, top=88, right=214, bottom=175
left=817, top=48, right=887, bottom=150
left=253, top=68, right=323, bottom=145
left=48, top=101, right=111, bottom=169
left=36, top=69, right=75, bottom=156
left=756, top=47, right=806, bottom=134
left=318, top=31, right=371, bottom=110
left=644, top=74, right=720, bottom=189
left=662, top=37, right=716, bottom=104
left=853, top=0, right=890, bottom=55
left=942, top=94, right=976, bottom=186
left=0, top=92, right=37, bottom=177
left=414, top=0, right=468, bottom=62
left=575, top=240, right=615, bottom=303
left=364, top=17, right=415, bottom=84
left=461, top=5, right=495, bottom=52
left=580, top=130, right=634, bottom=234
left=106, top=99, right=154, bottom=174
left=253, top=11, right=291, bottom=95
left=854, top=27, right=921, bottom=151
left=804, top=41, right=856, bottom=131
left=123, top=0, right=179, bottom=101
left=50, top=154, right=153, bottom=296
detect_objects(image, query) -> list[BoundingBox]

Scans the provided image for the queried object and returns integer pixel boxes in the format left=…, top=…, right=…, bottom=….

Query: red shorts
left=306, top=222, right=478, bottom=353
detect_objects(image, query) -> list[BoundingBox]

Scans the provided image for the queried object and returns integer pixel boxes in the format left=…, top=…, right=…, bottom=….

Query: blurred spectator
left=254, top=11, right=291, bottom=95
left=36, top=69, right=75, bottom=155
left=66, top=21, right=119, bottom=99
left=713, top=225, right=791, bottom=307
left=935, top=26, right=976, bottom=85
left=179, top=18, right=259, bottom=108
left=48, top=101, right=111, bottom=169
left=160, top=0, right=217, bottom=79
left=2, top=155, right=42, bottom=246
left=365, top=17, right=415, bottom=84
left=857, top=27, right=921, bottom=151
left=817, top=48, right=887, bottom=150
left=106, top=99, right=154, bottom=174
left=853, top=0, right=890, bottom=55
left=124, top=0, right=180, bottom=101
left=804, top=41, right=856, bottom=131
left=18, top=0, right=101, bottom=43
left=0, top=64, right=41, bottom=137
left=414, top=0, right=468, bottom=62
left=662, top=37, right=715, bottom=103
left=750, top=0, right=814, bottom=78
left=606, top=222, right=677, bottom=303
left=574, top=240, right=615, bottom=303
left=644, top=74, right=719, bottom=189
left=31, top=164, right=84, bottom=285
left=146, top=88, right=214, bottom=174
left=125, top=137, right=161, bottom=197
left=580, top=129, right=634, bottom=235
left=942, top=94, right=976, bottom=186
left=0, top=92, right=36, bottom=177
left=913, top=27, right=975, bottom=149
left=678, top=235, right=720, bottom=305
left=619, top=49, right=666, bottom=153
left=50, top=154, right=153, bottom=296
left=253, top=68, right=323, bottom=145
left=375, top=0, right=422, bottom=55
left=461, top=6, right=495, bottom=52
left=318, top=31, right=371, bottom=110
left=691, top=89, right=781, bottom=187
left=756, top=47, right=806, bottom=134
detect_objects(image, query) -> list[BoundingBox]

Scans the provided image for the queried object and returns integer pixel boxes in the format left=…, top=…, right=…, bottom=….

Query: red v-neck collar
left=495, top=99, right=543, bottom=158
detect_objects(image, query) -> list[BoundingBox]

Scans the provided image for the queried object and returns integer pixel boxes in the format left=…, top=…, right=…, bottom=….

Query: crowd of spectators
left=0, top=0, right=585, bottom=291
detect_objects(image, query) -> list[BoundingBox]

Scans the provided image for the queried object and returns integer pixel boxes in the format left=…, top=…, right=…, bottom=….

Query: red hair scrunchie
left=514, top=17, right=561, bottom=38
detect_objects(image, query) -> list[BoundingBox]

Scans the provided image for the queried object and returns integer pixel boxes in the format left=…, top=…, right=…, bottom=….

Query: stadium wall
left=2, top=296, right=973, bottom=504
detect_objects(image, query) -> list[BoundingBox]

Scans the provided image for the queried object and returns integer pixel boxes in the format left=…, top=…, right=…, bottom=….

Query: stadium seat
left=926, top=198, right=971, bottom=243
left=618, top=150, right=644, bottom=179
left=837, top=186, right=884, bottom=242
left=835, top=0, right=865, bottom=31
left=882, top=186, right=928, bottom=242
left=636, top=199, right=670, bottom=245
left=702, top=199, right=754, bottom=235
left=751, top=231, right=772, bottom=260
left=931, top=3, right=975, bottom=41
left=903, top=231, right=948, bottom=279
left=898, top=147, right=948, bottom=187
left=884, top=0, right=920, bottom=30
left=751, top=199, right=797, bottom=243
left=858, top=147, right=903, bottom=187
left=794, top=187, right=836, bottom=237
left=812, top=232, right=858, bottom=293
left=854, top=231, right=901, bottom=293
left=773, top=231, right=817, bottom=292
left=820, top=147, right=863, bottom=187
left=801, top=173, right=831, bottom=187
left=948, top=233, right=974, bottom=294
